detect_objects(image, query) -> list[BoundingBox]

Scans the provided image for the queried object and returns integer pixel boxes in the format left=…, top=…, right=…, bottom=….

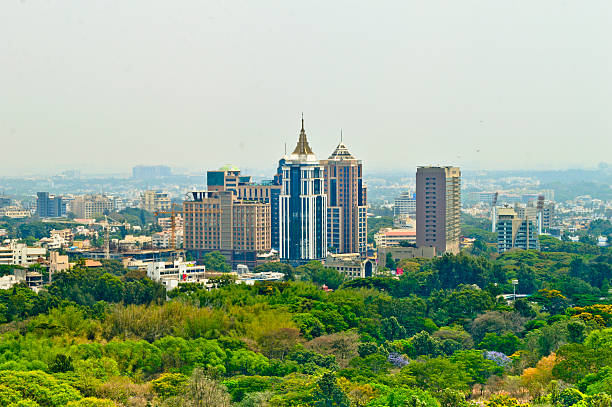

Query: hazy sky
left=1, top=0, right=611, bottom=176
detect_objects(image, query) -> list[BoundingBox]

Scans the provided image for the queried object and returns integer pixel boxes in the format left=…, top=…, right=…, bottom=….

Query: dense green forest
left=2, top=239, right=612, bottom=406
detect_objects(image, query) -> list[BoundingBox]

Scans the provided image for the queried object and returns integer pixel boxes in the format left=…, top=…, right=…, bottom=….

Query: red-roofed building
left=374, top=228, right=416, bottom=247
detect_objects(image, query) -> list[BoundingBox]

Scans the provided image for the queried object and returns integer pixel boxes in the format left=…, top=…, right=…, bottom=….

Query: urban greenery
left=1, top=237, right=612, bottom=405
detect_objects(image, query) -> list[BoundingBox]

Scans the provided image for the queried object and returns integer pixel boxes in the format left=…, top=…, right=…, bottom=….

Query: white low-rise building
left=146, top=259, right=207, bottom=290
left=236, top=272, right=285, bottom=285
left=0, top=241, right=47, bottom=266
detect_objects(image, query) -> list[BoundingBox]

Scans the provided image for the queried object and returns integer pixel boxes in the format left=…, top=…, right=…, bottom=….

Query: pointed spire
left=329, top=131, right=355, bottom=160
left=292, top=114, right=314, bottom=156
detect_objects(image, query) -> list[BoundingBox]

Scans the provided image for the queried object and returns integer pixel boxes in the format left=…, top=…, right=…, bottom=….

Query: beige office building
left=416, top=166, right=461, bottom=254
left=183, top=191, right=271, bottom=269
left=71, top=195, right=114, bottom=219
left=141, top=190, right=171, bottom=213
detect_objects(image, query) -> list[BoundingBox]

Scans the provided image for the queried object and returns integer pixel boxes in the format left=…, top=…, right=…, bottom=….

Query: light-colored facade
left=141, top=191, right=171, bottom=213
left=49, top=251, right=70, bottom=274
left=147, top=259, right=206, bottom=283
left=0, top=242, right=47, bottom=266
left=0, top=206, right=31, bottom=219
left=374, top=228, right=417, bottom=247
left=321, top=141, right=367, bottom=256
left=496, top=207, right=539, bottom=253
left=324, top=253, right=377, bottom=279
left=152, top=231, right=184, bottom=249
left=71, top=195, right=114, bottom=219
left=279, top=119, right=327, bottom=264
left=416, top=166, right=461, bottom=254
left=394, top=191, right=416, bottom=216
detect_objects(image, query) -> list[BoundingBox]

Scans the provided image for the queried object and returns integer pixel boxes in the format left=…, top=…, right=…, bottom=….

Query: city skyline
left=2, top=1, right=611, bottom=175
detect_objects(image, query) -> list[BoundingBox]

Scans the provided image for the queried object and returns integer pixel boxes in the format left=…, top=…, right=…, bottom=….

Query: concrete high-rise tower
left=321, top=138, right=367, bottom=256
left=279, top=118, right=327, bottom=264
left=416, top=166, right=461, bottom=254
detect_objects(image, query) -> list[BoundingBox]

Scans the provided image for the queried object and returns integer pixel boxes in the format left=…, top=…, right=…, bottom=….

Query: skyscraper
left=416, top=166, right=461, bottom=254
left=321, top=139, right=367, bottom=256
left=279, top=118, right=327, bottom=264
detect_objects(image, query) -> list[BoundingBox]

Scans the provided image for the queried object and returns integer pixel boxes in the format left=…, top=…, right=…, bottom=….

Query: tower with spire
left=278, top=117, right=327, bottom=264
left=321, top=134, right=368, bottom=256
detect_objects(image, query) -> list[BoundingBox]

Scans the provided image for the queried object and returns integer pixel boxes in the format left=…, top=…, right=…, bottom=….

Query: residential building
left=141, top=190, right=171, bottom=213
left=0, top=241, right=46, bottom=266
left=279, top=118, right=327, bottom=264
left=49, top=251, right=70, bottom=274
left=50, top=229, right=73, bottom=246
left=496, top=207, right=539, bottom=253
left=71, top=195, right=114, bottom=219
left=416, top=166, right=461, bottom=254
left=321, top=140, right=367, bottom=256
left=394, top=191, right=416, bottom=216
left=0, top=269, right=43, bottom=290
left=183, top=190, right=271, bottom=269
left=158, top=215, right=183, bottom=231
left=36, top=192, right=65, bottom=218
left=374, top=228, right=416, bottom=247
left=132, top=165, right=171, bottom=179
left=152, top=231, right=184, bottom=249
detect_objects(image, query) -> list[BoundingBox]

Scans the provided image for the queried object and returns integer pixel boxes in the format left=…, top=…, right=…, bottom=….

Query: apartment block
left=416, top=166, right=461, bottom=254
left=141, top=190, right=171, bottom=213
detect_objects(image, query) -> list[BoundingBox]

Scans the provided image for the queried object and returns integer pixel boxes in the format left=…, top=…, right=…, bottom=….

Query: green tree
left=203, top=251, right=231, bottom=273
left=478, top=332, right=521, bottom=355
left=314, top=372, right=350, bottom=407
left=405, top=357, right=472, bottom=392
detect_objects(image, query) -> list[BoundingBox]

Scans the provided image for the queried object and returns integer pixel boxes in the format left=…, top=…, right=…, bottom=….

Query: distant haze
left=1, top=0, right=611, bottom=176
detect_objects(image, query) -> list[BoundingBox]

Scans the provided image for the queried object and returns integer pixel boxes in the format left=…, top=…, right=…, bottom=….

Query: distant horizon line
left=1, top=163, right=610, bottom=179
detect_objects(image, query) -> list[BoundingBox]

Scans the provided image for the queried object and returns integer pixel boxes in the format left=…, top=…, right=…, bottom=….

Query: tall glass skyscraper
left=279, top=119, right=327, bottom=264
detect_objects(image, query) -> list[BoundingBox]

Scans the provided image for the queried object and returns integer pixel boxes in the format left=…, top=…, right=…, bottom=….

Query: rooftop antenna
left=284, top=142, right=287, bottom=155
left=340, top=129, right=343, bottom=143
left=301, top=112, right=304, bottom=130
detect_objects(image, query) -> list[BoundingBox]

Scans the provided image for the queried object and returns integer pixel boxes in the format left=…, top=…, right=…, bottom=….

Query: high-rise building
left=416, top=166, right=461, bottom=254
left=394, top=191, right=416, bottom=217
left=206, top=167, right=281, bottom=250
left=183, top=191, right=271, bottom=269
left=321, top=140, right=367, bottom=256
left=132, top=165, right=171, bottom=179
left=141, top=190, right=171, bottom=213
left=496, top=207, right=539, bottom=253
left=36, top=192, right=65, bottom=218
left=279, top=119, right=327, bottom=264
